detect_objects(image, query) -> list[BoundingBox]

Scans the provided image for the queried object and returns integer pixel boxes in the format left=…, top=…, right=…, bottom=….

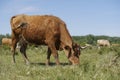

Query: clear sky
left=0, top=0, right=120, bottom=36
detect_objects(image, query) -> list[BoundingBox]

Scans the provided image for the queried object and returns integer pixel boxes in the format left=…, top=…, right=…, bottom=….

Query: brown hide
left=10, top=14, right=80, bottom=65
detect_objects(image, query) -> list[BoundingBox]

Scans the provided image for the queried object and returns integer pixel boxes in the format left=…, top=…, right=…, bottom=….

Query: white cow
left=97, top=39, right=110, bottom=47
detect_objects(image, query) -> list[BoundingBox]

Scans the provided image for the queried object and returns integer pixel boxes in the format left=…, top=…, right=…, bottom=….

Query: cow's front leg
left=46, top=48, right=51, bottom=65
left=48, top=43, right=60, bottom=65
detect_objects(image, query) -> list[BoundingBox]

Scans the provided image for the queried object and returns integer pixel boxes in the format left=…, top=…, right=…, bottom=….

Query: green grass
left=0, top=46, right=120, bottom=80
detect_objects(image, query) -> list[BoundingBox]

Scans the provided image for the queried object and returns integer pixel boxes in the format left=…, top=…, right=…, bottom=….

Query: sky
left=0, top=0, right=120, bottom=37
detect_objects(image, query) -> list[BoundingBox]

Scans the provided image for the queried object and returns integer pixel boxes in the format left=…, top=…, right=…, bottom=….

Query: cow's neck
left=61, top=36, right=73, bottom=48
left=60, top=26, right=73, bottom=49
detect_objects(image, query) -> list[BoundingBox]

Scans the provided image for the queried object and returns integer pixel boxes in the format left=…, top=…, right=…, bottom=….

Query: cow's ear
left=73, top=43, right=78, bottom=47
left=72, top=43, right=77, bottom=49
left=72, top=43, right=76, bottom=47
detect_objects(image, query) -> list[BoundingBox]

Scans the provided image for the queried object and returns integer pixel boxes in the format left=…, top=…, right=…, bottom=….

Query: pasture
left=0, top=45, right=120, bottom=80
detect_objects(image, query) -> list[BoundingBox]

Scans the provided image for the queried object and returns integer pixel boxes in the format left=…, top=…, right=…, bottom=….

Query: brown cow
left=10, top=14, right=81, bottom=65
left=2, top=38, right=12, bottom=49
left=2, top=38, right=20, bottom=51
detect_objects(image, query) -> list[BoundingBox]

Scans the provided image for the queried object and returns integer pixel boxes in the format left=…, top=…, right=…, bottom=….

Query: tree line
left=0, top=34, right=120, bottom=45
left=73, top=34, right=120, bottom=46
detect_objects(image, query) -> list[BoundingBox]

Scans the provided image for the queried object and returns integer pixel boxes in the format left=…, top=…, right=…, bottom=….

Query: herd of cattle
left=1, top=14, right=118, bottom=65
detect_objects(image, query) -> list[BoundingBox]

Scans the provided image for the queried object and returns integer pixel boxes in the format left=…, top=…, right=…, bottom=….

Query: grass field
left=0, top=46, right=120, bottom=80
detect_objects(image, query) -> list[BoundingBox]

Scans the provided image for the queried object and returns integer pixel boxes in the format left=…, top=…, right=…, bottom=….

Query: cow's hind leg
left=46, top=48, right=51, bottom=65
left=20, top=44, right=30, bottom=65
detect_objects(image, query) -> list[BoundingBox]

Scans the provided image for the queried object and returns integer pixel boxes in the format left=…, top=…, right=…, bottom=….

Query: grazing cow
left=2, top=38, right=12, bottom=49
left=10, top=14, right=81, bottom=65
left=97, top=39, right=110, bottom=47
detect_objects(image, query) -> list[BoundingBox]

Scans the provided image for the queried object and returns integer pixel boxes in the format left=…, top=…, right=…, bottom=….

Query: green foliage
left=72, top=34, right=96, bottom=46
left=0, top=34, right=5, bottom=45
left=98, top=47, right=110, bottom=55
left=72, top=34, right=120, bottom=46
left=110, top=46, right=120, bottom=56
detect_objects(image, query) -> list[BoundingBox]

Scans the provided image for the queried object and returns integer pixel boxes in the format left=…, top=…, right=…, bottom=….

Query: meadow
left=0, top=45, right=120, bottom=80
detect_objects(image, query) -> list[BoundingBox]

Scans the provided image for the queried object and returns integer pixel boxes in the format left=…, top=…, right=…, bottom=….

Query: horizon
left=0, top=33, right=119, bottom=38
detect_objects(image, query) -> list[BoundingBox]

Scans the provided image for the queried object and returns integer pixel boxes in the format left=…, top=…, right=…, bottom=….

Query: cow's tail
left=10, top=15, right=16, bottom=30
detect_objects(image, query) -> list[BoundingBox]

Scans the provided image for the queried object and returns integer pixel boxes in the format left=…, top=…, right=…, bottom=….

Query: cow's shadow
left=31, top=62, right=70, bottom=66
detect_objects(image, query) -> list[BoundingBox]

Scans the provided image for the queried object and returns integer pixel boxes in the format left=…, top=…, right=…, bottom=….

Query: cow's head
left=66, top=43, right=81, bottom=65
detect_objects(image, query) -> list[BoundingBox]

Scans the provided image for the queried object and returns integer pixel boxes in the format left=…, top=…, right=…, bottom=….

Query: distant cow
left=97, top=39, right=110, bottom=47
left=2, top=38, right=20, bottom=50
left=10, top=14, right=81, bottom=65
left=2, top=38, right=12, bottom=48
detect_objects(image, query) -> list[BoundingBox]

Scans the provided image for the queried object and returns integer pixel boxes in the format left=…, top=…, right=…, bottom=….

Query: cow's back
left=11, top=15, right=65, bottom=45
